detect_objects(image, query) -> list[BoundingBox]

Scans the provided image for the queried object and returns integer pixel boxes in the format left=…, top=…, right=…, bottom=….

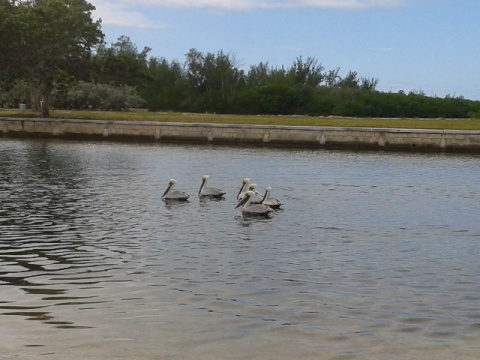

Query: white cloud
left=378, top=47, right=397, bottom=52
left=93, top=2, right=167, bottom=29
left=97, top=0, right=405, bottom=13
left=92, top=0, right=405, bottom=28
left=132, top=0, right=404, bottom=10
left=287, top=0, right=405, bottom=10
left=274, top=44, right=306, bottom=52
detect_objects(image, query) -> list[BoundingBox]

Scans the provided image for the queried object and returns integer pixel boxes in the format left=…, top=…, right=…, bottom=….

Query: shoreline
left=2, top=117, right=480, bottom=153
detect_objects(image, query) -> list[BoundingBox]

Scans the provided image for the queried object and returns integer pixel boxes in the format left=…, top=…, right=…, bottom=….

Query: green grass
left=2, top=109, right=480, bottom=130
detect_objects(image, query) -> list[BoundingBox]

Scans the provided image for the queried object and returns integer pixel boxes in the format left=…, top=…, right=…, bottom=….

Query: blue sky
left=93, top=0, right=480, bottom=100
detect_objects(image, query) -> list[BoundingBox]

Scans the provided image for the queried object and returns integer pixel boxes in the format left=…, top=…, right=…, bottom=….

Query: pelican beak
left=198, top=177, right=207, bottom=195
left=261, top=189, right=268, bottom=203
left=161, top=183, right=173, bottom=198
left=235, top=195, right=249, bottom=209
left=237, top=178, right=249, bottom=199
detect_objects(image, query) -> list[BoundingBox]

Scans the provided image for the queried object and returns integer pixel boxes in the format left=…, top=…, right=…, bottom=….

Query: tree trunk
left=30, top=86, right=42, bottom=111
left=32, top=80, right=53, bottom=117
left=41, top=88, right=50, bottom=117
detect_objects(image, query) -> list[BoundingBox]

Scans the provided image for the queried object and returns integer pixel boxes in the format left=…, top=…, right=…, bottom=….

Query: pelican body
left=162, top=179, right=190, bottom=201
left=243, top=183, right=264, bottom=204
left=198, top=175, right=226, bottom=198
left=235, top=190, right=272, bottom=216
left=261, top=186, right=283, bottom=209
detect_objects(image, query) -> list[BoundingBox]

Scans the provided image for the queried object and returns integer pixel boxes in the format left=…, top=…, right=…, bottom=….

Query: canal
left=1, top=138, right=479, bottom=359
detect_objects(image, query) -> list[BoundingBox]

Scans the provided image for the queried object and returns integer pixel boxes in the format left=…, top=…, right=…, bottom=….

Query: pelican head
left=199, top=174, right=209, bottom=196
left=262, top=186, right=272, bottom=201
left=265, top=186, right=272, bottom=197
left=237, top=178, right=250, bottom=200
left=248, top=183, right=257, bottom=191
left=162, top=178, right=177, bottom=198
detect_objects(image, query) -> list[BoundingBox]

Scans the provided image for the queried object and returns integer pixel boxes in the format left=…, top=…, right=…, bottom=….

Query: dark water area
left=1, top=138, right=479, bottom=359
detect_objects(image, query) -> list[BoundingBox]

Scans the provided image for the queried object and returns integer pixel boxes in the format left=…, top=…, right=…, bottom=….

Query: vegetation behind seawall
left=2, top=0, right=480, bottom=121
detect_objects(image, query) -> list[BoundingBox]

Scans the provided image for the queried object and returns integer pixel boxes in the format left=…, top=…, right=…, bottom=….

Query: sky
left=92, top=0, right=480, bottom=100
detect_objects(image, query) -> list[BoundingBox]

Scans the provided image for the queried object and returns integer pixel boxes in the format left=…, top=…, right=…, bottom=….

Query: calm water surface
left=1, top=138, right=479, bottom=359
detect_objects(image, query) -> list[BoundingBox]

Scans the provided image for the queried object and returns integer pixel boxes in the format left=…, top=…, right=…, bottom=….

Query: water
left=1, top=138, right=479, bottom=359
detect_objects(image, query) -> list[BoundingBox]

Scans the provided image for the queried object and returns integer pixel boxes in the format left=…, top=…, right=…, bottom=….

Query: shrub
left=51, top=81, right=146, bottom=111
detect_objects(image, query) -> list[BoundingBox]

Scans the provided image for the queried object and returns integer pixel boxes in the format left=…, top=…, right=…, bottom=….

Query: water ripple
left=1, top=139, right=480, bottom=359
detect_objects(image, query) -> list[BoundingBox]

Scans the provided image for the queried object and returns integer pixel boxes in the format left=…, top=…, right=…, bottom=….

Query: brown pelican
left=236, top=178, right=250, bottom=200
left=198, top=175, right=226, bottom=198
left=235, top=190, right=273, bottom=216
left=162, top=179, right=190, bottom=201
left=261, top=186, right=283, bottom=209
left=244, top=183, right=264, bottom=204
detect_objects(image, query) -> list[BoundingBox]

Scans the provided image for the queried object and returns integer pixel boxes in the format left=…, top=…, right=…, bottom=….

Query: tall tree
left=338, top=71, right=359, bottom=89
left=0, top=0, right=21, bottom=91
left=360, top=76, right=379, bottom=91
left=143, top=57, right=188, bottom=111
left=287, top=56, right=324, bottom=87
left=184, top=49, right=245, bottom=112
left=325, top=68, right=341, bottom=88
left=246, top=62, right=270, bottom=88
left=14, top=0, right=103, bottom=117
left=184, top=48, right=207, bottom=93
left=93, top=35, right=151, bottom=87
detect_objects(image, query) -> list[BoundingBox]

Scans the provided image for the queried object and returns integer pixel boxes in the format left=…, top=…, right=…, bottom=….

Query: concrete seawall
left=2, top=117, right=480, bottom=153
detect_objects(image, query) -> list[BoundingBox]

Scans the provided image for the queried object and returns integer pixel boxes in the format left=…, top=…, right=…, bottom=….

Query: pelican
left=236, top=177, right=250, bottom=200
left=244, top=183, right=264, bottom=204
left=261, top=186, right=283, bottom=209
left=198, top=175, right=226, bottom=198
left=162, top=179, right=190, bottom=201
left=235, top=190, right=272, bottom=216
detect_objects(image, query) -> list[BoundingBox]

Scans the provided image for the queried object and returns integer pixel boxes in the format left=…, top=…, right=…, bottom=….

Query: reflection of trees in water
left=1, top=139, right=86, bottom=215
left=0, top=140, right=107, bottom=327
left=1, top=140, right=85, bottom=243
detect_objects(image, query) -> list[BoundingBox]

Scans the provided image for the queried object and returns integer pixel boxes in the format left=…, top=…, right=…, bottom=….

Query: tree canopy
left=1, top=0, right=103, bottom=116
left=0, top=0, right=21, bottom=88
left=1, top=2, right=479, bottom=118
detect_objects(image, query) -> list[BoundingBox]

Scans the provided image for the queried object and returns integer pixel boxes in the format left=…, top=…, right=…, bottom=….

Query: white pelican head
left=162, top=179, right=177, bottom=198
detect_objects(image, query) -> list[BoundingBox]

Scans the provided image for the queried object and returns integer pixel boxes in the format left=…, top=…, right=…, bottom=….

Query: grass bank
left=2, top=109, right=480, bottom=131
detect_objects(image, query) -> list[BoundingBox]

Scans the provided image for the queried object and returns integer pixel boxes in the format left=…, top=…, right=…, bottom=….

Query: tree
left=202, top=50, right=244, bottom=106
left=13, top=0, right=103, bottom=117
left=246, top=62, right=270, bottom=88
left=287, top=56, right=324, bottom=88
left=338, top=71, right=359, bottom=89
left=183, top=49, right=245, bottom=112
left=93, top=35, right=151, bottom=88
left=143, top=57, right=188, bottom=111
left=360, top=76, right=379, bottom=91
left=325, top=68, right=341, bottom=88
left=0, top=0, right=22, bottom=92
left=185, top=48, right=207, bottom=93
